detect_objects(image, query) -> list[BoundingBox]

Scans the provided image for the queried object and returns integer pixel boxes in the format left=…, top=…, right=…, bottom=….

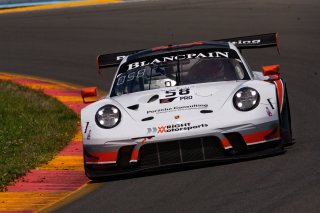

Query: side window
left=234, top=63, right=245, bottom=80
left=147, top=64, right=176, bottom=89
left=113, top=69, right=147, bottom=95
left=239, top=54, right=254, bottom=78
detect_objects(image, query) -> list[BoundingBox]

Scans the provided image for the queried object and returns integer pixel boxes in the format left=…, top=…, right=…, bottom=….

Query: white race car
left=80, top=33, right=292, bottom=179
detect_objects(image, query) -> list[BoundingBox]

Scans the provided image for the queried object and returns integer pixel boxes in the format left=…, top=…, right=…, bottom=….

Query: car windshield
left=111, top=53, right=249, bottom=97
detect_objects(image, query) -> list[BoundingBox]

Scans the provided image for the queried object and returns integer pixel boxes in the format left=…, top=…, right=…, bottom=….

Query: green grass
left=0, top=80, right=78, bottom=191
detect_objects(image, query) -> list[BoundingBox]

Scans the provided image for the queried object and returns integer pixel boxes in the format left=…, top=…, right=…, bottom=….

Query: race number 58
left=165, top=88, right=190, bottom=97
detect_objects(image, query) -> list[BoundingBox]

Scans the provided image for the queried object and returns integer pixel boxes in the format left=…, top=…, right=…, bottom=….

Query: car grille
left=139, top=136, right=225, bottom=168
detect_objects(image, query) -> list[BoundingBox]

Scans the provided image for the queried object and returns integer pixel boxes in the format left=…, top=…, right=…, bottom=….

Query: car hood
left=111, top=81, right=246, bottom=123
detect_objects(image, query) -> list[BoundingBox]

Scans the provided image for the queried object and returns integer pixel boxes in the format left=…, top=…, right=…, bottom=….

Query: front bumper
left=84, top=121, right=284, bottom=178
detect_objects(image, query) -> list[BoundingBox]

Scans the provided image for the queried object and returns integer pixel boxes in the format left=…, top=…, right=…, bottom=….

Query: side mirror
left=81, top=87, right=97, bottom=104
left=262, top=64, right=280, bottom=80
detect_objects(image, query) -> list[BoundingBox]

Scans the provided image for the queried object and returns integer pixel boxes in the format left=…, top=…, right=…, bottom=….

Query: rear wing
left=216, top=32, right=279, bottom=50
left=97, top=49, right=143, bottom=70
left=97, top=32, right=279, bottom=73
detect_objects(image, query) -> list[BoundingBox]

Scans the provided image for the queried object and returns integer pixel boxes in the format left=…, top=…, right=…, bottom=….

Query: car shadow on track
left=87, top=148, right=289, bottom=183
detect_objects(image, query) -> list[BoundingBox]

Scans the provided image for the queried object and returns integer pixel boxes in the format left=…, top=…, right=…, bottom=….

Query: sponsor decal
left=147, top=127, right=157, bottom=134
left=160, top=87, right=193, bottom=103
left=117, top=69, right=145, bottom=86
left=158, top=126, right=167, bottom=133
left=267, top=98, right=274, bottom=109
left=147, top=104, right=208, bottom=114
left=160, top=97, right=176, bottom=104
left=127, top=51, right=230, bottom=70
left=141, top=138, right=147, bottom=145
left=116, top=55, right=126, bottom=61
left=266, top=107, right=273, bottom=116
left=231, top=39, right=261, bottom=45
left=147, top=122, right=208, bottom=134
left=86, top=130, right=91, bottom=140
left=180, top=96, right=192, bottom=100
left=84, top=122, right=89, bottom=133
left=164, top=87, right=190, bottom=97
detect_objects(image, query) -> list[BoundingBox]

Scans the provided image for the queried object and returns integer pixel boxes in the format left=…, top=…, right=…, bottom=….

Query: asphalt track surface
left=0, top=0, right=320, bottom=212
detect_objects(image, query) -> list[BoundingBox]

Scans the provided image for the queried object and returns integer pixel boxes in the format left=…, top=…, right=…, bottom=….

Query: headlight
left=95, top=105, right=121, bottom=128
left=233, top=87, right=260, bottom=111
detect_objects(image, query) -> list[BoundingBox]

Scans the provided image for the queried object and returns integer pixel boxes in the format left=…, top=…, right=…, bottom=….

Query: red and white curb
left=0, top=72, right=91, bottom=212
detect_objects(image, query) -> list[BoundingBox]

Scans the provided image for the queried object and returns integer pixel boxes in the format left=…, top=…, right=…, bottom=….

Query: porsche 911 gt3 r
left=80, top=33, right=292, bottom=179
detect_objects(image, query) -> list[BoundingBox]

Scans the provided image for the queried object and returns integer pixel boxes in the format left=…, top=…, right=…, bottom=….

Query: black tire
left=84, top=166, right=105, bottom=182
left=86, top=175, right=104, bottom=182
left=280, top=87, right=293, bottom=146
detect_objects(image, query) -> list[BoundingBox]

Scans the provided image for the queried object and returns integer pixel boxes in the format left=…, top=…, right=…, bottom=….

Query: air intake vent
left=181, top=139, right=204, bottom=162
left=200, top=110, right=213, bottom=114
left=139, top=136, right=225, bottom=168
left=117, top=145, right=134, bottom=168
left=139, top=143, right=159, bottom=168
left=224, top=133, right=247, bottom=153
left=147, top=95, right=159, bottom=103
left=141, top=117, right=154, bottom=121
left=158, top=141, right=181, bottom=165
left=127, top=104, right=139, bottom=110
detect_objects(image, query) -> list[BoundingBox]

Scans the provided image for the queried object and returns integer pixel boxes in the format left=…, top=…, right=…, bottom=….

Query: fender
left=274, top=79, right=285, bottom=112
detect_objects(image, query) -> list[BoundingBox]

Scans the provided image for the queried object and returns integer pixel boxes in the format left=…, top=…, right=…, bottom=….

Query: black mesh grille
left=181, top=138, right=204, bottom=162
left=139, top=136, right=225, bottom=167
left=139, top=143, right=159, bottom=168
left=203, top=137, right=225, bottom=159
left=117, top=146, right=134, bottom=168
left=158, top=141, right=181, bottom=165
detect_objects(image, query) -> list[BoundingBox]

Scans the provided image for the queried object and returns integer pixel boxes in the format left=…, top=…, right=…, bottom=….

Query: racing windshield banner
left=122, top=48, right=240, bottom=72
